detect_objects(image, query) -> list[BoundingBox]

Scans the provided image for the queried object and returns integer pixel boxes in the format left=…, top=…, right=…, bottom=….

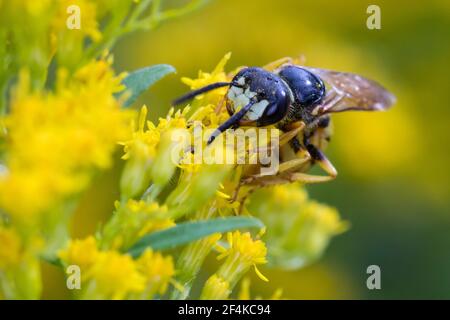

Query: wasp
left=173, top=57, right=396, bottom=186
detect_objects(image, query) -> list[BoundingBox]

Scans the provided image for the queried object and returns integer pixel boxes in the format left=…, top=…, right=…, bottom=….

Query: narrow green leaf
left=40, top=254, right=62, bottom=267
left=128, top=216, right=264, bottom=258
left=120, top=64, right=176, bottom=107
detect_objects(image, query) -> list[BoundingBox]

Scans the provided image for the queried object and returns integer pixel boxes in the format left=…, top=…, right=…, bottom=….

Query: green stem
left=170, top=204, right=218, bottom=299
left=130, top=0, right=210, bottom=32
left=170, top=235, right=217, bottom=299
left=0, top=78, right=7, bottom=118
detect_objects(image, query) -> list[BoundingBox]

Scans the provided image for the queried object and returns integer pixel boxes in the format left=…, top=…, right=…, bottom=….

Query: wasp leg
left=232, top=169, right=331, bottom=212
left=311, top=90, right=345, bottom=116
left=241, top=140, right=337, bottom=187
left=279, top=157, right=310, bottom=172
left=241, top=154, right=334, bottom=186
left=305, top=143, right=337, bottom=178
left=243, top=121, right=303, bottom=157
left=280, top=144, right=338, bottom=184
left=214, top=96, right=226, bottom=113
left=279, top=121, right=305, bottom=146
left=263, top=56, right=306, bottom=71
left=241, top=171, right=334, bottom=186
left=263, top=57, right=294, bottom=71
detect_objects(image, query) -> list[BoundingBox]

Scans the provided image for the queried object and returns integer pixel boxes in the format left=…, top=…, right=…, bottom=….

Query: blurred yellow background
left=43, top=0, right=450, bottom=299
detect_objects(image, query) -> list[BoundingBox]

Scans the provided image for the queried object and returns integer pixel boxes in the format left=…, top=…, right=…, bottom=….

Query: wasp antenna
left=172, top=82, right=231, bottom=105
left=207, top=99, right=256, bottom=145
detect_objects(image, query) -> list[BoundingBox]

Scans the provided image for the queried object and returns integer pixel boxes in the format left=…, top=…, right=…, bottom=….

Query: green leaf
left=128, top=216, right=264, bottom=258
left=120, top=64, right=176, bottom=107
left=40, top=253, right=62, bottom=267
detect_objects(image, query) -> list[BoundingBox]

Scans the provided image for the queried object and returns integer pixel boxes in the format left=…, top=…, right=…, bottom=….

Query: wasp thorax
left=277, top=66, right=326, bottom=110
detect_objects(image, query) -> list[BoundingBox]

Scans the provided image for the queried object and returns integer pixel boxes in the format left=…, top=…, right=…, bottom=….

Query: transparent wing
left=303, top=67, right=396, bottom=115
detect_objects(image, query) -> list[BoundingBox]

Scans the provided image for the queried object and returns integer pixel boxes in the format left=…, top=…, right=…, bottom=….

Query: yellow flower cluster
left=181, top=52, right=232, bottom=106
left=58, top=236, right=176, bottom=299
left=247, top=183, right=348, bottom=269
left=237, top=277, right=283, bottom=300
left=0, top=0, right=101, bottom=89
left=120, top=105, right=191, bottom=198
left=293, top=201, right=349, bottom=256
left=136, top=249, right=177, bottom=297
left=2, top=0, right=101, bottom=40
left=200, top=274, right=230, bottom=300
left=0, top=225, right=44, bottom=299
left=0, top=33, right=350, bottom=300
left=125, top=200, right=174, bottom=238
left=0, top=0, right=276, bottom=301
left=216, top=231, right=268, bottom=282
left=120, top=101, right=234, bottom=220
left=52, top=0, right=102, bottom=42
left=0, top=227, right=22, bottom=268
left=121, top=105, right=191, bottom=163
left=101, top=199, right=174, bottom=251
left=0, top=57, right=132, bottom=223
left=58, top=236, right=98, bottom=271
left=201, top=231, right=268, bottom=300
left=84, top=250, right=145, bottom=300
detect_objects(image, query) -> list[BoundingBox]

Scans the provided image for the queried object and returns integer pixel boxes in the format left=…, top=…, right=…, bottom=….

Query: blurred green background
left=44, top=0, right=450, bottom=299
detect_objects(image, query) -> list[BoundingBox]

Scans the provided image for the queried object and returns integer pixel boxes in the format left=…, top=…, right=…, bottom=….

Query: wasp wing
left=303, top=67, right=396, bottom=115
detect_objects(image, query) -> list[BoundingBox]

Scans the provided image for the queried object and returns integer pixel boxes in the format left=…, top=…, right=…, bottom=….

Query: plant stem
left=170, top=204, right=218, bottom=299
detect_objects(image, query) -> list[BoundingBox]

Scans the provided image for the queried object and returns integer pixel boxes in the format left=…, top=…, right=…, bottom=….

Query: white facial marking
left=228, top=83, right=270, bottom=121
left=228, top=85, right=251, bottom=111
left=245, top=100, right=269, bottom=120
left=227, top=85, right=243, bottom=100
left=228, top=85, right=258, bottom=112
left=244, top=87, right=257, bottom=99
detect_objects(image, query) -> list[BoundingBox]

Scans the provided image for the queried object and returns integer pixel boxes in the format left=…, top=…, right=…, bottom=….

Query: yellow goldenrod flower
left=53, top=0, right=102, bottom=42
left=101, top=199, right=173, bottom=250
left=172, top=233, right=222, bottom=299
left=200, top=231, right=267, bottom=299
left=121, top=106, right=158, bottom=161
left=156, top=107, right=190, bottom=132
left=289, top=201, right=349, bottom=257
left=237, top=277, right=251, bottom=300
left=121, top=105, right=190, bottom=162
left=200, top=274, right=230, bottom=300
left=247, top=183, right=348, bottom=269
left=135, top=248, right=176, bottom=298
left=237, top=277, right=283, bottom=300
left=166, top=163, right=233, bottom=219
left=58, top=236, right=99, bottom=272
left=0, top=226, right=43, bottom=299
left=9, top=0, right=52, bottom=16
left=272, top=183, right=308, bottom=204
left=72, top=53, right=126, bottom=94
left=120, top=105, right=191, bottom=199
left=181, top=52, right=232, bottom=107
left=0, top=57, right=132, bottom=223
left=188, top=105, right=223, bottom=128
left=84, top=251, right=145, bottom=300
left=219, top=231, right=267, bottom=263
left=60, top=237, right=177, bottom=299
left=120, top=106, right=159, bottom=198
left=52, top=0, right=103, bottom=69
left=0, top=1, right=55, bottom=86
left=0, top=227, right=22, bottom=268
